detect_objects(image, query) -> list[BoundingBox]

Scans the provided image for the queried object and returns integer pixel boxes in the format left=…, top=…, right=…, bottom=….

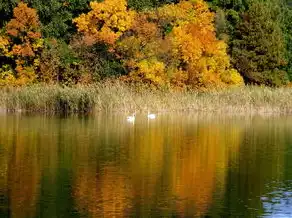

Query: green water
left=0, top=113, right=292, bottom=218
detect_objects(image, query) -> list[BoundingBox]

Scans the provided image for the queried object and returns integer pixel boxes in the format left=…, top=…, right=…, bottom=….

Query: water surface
left=0, top=113, right=292, bottom=217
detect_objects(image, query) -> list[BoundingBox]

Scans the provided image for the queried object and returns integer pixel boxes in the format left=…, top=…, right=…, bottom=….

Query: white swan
left=127, top=113, right=136, bottom=122
left=147, top=111, right=156, bottom=119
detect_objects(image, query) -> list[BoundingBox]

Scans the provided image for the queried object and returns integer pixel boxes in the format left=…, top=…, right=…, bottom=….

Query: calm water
left=0, top=113, right=292, bottom=217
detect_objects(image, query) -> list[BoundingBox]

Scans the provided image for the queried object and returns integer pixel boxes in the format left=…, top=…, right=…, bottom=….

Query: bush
left=39, top=39, right=82, bottom=85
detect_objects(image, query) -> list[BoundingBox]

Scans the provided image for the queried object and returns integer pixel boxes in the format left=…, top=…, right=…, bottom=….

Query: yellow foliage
left=0, top=2, right=43, bottom=86
left=72, top=0, right=243, bottom=89
left=221, top=69, right=244, bottom=85
left=0, top=36, right=10, bottom=55
left=170, top=68, right=188, bottom=89
left=0, top=65, right=16, bottom=86
left=15, top=66, right=37, bottom=85
left=115, top=0, right=243, bottom=89
left=73, top=0, right=135, bottom=45
left=128, top=58, right=168, bottom=86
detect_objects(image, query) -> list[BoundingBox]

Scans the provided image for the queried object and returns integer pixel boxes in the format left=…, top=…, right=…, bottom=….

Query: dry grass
left=1, top=81, right=292, bottom=114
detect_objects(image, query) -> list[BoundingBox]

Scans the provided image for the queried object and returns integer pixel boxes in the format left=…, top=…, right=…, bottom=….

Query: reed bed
left=1, top=81, right=292, bottom=114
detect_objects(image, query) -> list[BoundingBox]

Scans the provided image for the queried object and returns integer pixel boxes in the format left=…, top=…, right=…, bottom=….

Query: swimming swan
left=127, top=113, right=136, bottom=122
left=147, top=112, right=156, bottom=119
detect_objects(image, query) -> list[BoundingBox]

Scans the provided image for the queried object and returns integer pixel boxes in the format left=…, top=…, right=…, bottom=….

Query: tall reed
left=1, top=82, right=292, bottom=114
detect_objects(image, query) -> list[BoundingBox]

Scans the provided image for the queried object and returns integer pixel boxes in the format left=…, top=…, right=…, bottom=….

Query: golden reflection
left=1, top=116, right=41, bottom=218
left=72, top=115, right=134, bottom=218
left=9, top=138, right=40, bottom=218
left=0, top=114, right=290, bottom=217
left=74, top=164, right=132, bottom=218
left=167, top=118, right=245, bottom=217
left=129, top=122, right=165, bottom=199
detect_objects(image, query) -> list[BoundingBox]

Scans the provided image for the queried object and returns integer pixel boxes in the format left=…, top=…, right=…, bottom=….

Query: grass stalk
left=1, top=82, right=292, bottom=114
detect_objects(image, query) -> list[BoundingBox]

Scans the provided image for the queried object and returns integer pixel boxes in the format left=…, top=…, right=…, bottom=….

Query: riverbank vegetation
left=1, top=82, right=292, bottom=114
left=1, top=0, right=292, bottom=113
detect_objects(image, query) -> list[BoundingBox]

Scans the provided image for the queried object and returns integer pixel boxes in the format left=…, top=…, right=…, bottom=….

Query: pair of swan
left=127, top=114, right=136, bottom=122
left=127, top=112, right=156, bottom=122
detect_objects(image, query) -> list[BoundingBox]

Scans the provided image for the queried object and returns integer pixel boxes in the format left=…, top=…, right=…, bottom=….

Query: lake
left=0, top=113, right=292, bottom=217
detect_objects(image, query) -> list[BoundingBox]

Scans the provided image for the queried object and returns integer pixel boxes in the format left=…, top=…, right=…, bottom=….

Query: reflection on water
left=0, top=113, right=291, bottom=217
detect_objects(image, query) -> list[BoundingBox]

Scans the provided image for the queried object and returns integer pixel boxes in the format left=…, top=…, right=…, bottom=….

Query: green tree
left=128, top=0, right=177, bottom=10
left=278, top=0, right=292, bottom=80
left=207, top=0, right=248, bottom=41
left=208, top=0, right=292, bottom=85
left=24, top=0, right=90, bottom=40
left=0, top=0, right=18, bottom=27
left=231, top=1, right=288, bottom=85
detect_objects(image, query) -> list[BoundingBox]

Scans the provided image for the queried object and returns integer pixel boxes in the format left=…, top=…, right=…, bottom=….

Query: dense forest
left=0, top=0, right=291, bottom=89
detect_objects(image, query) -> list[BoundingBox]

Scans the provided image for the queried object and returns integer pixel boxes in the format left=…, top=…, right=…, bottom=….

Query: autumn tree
left=0, top=2, right=43, bottom=86
left=74, top=0, right=243, bottom=89
left=73, top=0, right=136, bottom=45
left=118, top=0, right=243, bottom=89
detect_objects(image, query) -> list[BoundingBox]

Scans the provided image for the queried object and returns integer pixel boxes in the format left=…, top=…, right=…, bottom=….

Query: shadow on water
left=0, top=113, right=292, bottom=217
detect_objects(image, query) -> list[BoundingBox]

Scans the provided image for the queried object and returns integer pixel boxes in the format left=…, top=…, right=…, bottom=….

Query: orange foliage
left=75, top=0, right=243, bottom=89
left=6, top=2, right=40, bottom=38
left=119, top=0, right=243, bottom=89
left=0, top=2, right=43, bottom=86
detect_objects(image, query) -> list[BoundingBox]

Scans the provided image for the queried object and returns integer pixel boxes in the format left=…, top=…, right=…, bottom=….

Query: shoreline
left=1, top=83, right=292, bottom=115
